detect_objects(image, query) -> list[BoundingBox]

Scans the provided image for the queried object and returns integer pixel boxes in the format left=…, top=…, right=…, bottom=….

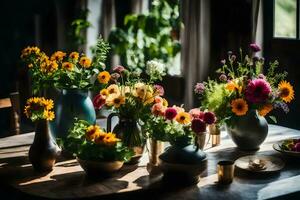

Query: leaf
left=269, top=116, right=277, bottom=124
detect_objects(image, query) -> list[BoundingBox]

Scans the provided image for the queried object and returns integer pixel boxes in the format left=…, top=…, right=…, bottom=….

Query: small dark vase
left=50, top=89, right=96, bottom=139
left=107, top=114, right=145, bottom=164
left=226, top=110, right=268, bottom=151
left=29, top=120, right=60, bottom=172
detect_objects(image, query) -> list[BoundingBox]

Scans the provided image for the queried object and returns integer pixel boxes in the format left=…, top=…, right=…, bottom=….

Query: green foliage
left=108, top=0, right=182, bottom=73
left=91, top=36, right=111, bottom=70
left=266, top=60, right=288, bottom=87
left=62, top=119, right=133, bottom=162
left=68, top=9, right=91, bottom=50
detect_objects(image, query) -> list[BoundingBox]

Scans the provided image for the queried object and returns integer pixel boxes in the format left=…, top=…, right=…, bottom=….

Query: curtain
left=131, top=0, right=149, bottom=14
left=100, top=0, right=116, bottom=40
left=181, top=0, right=211, bottom=109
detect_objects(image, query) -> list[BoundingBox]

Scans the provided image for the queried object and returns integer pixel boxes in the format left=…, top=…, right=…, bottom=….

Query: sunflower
left=94, top=132, right=106, bottom=145
left=69, top=52, right=79, bottom=61
left=106, top=94, right=125, bottom=108
left=50, top=51, right=66, bottom=61
left=85, top=125, right=101, bottom=141
left=41, top=98, right=54, bottom=110
left=43, top=110, right=55, bottom=121
left=79, top=56, right=92, bottom=68
left=62, top=62, right=74, bottom=71
left=258, top=104, right=273, bottom=117
left=100, top=89, right=109, bottom=97
left=278, top=81, right=294, bottom=103
left=107, top=84, right=120, bottom=95
left=231, top=98, right=248, bottom=116
left=40, top=60, right=58, bottom=74
left=103, top=132, right=120, bottom=146
left=176, top=112, right=191, bottom=124
left=97, top=71, right=111, bottom=84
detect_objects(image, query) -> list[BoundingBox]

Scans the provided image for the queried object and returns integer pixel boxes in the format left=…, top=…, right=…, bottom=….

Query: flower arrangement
left=93, top=60, right=167, bottom=120
left=63, top=119, right=133, bottom=162
left=143, top=100, right=217, bottom=147
left=21, top=37, right=110, bottom=94
left=24, top=97, right=55, bottom=121
left=195, top=44, right=295, bottom=126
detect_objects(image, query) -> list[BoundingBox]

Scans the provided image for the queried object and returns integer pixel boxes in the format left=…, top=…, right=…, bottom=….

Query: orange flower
left=175, top=112, right=191, bottom=124
left=62, top=62, right=74, bottom=71
left=79, top=56, right=92, bottom=68
left=278, top=81, right=294, bottom=103
left=50, top=51, right=66, bottom=61
left=258, top=104, right=273, bottom=117
left=97, top=71, right=111, bottom=84
left=69, top=52, right=79, bottom=61
left=231, top=98, right=248, bottom=116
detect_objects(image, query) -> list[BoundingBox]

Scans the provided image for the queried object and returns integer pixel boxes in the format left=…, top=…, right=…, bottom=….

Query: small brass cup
left=217, top=160, right=234, bottom=184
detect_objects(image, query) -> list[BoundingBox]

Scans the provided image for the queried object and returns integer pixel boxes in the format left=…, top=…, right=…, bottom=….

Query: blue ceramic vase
left=50, top=89, right=96, bottom=139
left=226, top=110, right=268, bottom=150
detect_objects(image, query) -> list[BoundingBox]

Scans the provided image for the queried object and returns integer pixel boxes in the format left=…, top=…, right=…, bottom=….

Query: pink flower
left=154, top=96, right=163, bottom=104
left=151, top=103, right=165, bottom=116
left=194, top=83, right=205, bottom=94
left=245, top=79, right=272, bottom=104
left=93, top=94, right=106, bottom=110
left=112, top=65, right=125, bottom=73
left=165, top=107, right=177, bottom=120
left=189, top=108, right=204, bottom=119
left=203, top=112, right=216, bottom=124
left=250, top=43, right=261, bottom=52
left=154, top=84, right=165, bottom=96
left=191, top=118, right=206, bottom=133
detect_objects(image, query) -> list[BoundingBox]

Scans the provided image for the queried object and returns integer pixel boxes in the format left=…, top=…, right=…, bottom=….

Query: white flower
left=146, top=60, right=166, bottom=76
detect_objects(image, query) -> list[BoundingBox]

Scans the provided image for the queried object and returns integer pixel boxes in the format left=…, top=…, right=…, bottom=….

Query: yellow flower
left=258, top=104, right=273, bottom=117
left=106, top=93, right=125, bottom=108
left=41, top=98, right=54, bottom=110
left=133, top=82, right=147, bottom=98
left=62, top=62, right=74, bottom=71
left=225, top=80, right=242, bottom=93
left=103, top=132, right=120, bottom=146
left=107, top=84, right=120, bottom=95
left=86, top=125, right=101, bottom=141
left=162, top=98, right=168, bottom=107
left=21, top=46, right=41, bottom=58
left=120, top=86, right=130, bottom=96
left=176, top=112, right=191, bottom=124
left=97, top=71, right=111, bottom=84
left=100, top=89, right=109, bottom=97
left=79, top=56, right=92, bottom=68
left=43, top=110, right=55, bottom=121
left=278, top=81, right=294, bottom=103
left=50, top=51, right=66, bottom=61
left=231, top=98, right=248, bottom=116
left=143, top=91, right=155, bottom=105
left=69, top=52, right=79, bottom=61
left=40, top=60, right=58, bottom=74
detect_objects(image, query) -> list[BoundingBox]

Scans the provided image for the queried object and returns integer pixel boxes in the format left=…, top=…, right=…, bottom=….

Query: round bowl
left=273, top=141, right=300, bottom=158
left=77, top=158, right=124, bottom=177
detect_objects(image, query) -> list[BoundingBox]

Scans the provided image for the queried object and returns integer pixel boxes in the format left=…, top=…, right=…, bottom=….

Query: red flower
left=203, top=112, right=216, bottom=124
left=191, top=118, right=206, bottom=133
left=164, top=107, right=177, bottom=120
left=249, top=43, right=261, bottom=52
left=93, top=94, right=106, bottom=110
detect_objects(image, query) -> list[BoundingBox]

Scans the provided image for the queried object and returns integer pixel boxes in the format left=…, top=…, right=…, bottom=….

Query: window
left=274, top=0, right=298, bottom=38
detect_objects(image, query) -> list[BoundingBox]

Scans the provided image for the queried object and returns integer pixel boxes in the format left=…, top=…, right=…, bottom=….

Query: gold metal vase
left=209, top=124, right=221, bottom=147
left=147, top=139, right=164, bottom=175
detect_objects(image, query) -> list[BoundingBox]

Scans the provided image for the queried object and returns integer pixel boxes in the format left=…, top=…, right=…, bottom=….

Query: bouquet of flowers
left=21, top=37, right=110, bottom=94
left=63, top=119, right=133, bottom=162
left=143, top=101, right=216, bottom=148
left=24, top=97, right=55, bottom=122
left=195, top=44, right=295, bottom=126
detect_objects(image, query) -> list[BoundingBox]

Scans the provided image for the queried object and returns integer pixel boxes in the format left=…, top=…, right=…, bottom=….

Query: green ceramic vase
left=50, top=89, right=96, bottom=139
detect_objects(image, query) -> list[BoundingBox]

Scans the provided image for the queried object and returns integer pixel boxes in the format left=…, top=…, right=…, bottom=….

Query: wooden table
left=1, top=124, right=300, bottom=200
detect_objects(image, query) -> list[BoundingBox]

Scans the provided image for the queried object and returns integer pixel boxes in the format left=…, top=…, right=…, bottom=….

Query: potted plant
left=93, top=60, right=167, bottom=164
left=63, top=119, right=133, bottom=178
left=24, top=97, right=60, bottom=172
left=195, top=44, right=295, bottom=150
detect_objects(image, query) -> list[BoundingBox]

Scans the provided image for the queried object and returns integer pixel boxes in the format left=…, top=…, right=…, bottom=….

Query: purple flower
left=154, top=84, right=165, bottom=96
left=221, top=59, right=226, bottom=65
left=258, top=74, right=266, bottom=79
left=245, top=79, right=272, bottom=104
left=274, top=102, right=289, bottom=113
left=112, top=65, right=125, bottom=73
left=250, top=43, right=261, bottom=52
left=219, top=74, right=227, bottom=82
left=203, top=112, right=216, bottom=125
left=191, top=118, right=206, bottom=133
left=194, top=83, right=205, bottom=94
left=110, top=73, right=120, bottom=82
left=165, top=108, right=177, bottom=120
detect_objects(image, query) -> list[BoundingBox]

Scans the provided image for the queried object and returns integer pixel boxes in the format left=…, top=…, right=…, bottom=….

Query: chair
left=0, top=92, right=20, bottom=135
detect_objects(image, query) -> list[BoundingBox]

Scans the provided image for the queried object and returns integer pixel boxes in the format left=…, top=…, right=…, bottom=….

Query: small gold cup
left=217, top=160, right=234, bottom=184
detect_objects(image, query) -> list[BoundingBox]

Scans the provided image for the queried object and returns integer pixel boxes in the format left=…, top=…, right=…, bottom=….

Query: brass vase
left=209, top=124, right=221, bottom=147
left=195, top=132, right=207, bottom=150
left=29, top=120, right=60, bottom=172
left=147, top=139, right=164, bottom=175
